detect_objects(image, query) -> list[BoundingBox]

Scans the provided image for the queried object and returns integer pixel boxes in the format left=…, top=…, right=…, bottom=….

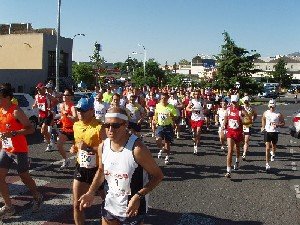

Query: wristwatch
left=11, top=131, right=17, bottom=137
left=136, top=192, right=145, bottom=199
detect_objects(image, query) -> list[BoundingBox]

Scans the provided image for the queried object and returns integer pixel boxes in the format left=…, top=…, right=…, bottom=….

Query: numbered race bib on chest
left=2, top=138, right=13, bottom=150
left=105, top=170, right=131, bottom=196
left=158, top=113, right=167, bottom=121
left=38, top=103, right=46, bottom=111
left=78, top=149, right=97, bottom=168
left=228, top=119, right=239, bottom=129
left=243, top=126, right=250, bottom=132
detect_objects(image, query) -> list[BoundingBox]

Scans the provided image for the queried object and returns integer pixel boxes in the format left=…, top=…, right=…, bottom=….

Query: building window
left=48, top=51, right=56, bottom=79
left=48, top=51, right=69, bottom=79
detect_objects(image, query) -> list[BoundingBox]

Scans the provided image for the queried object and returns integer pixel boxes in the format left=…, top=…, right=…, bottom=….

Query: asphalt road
left=1, top=102, right=300, bottom=225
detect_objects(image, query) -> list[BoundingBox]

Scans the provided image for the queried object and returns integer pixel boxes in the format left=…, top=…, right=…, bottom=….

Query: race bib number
left=228, top=119, right=239, bottom=129
left=269, top=122, right=277, bottom=129
left=105, top=170, right=131, bottom=196
left=38, top=103, right=46, bottom=111
left=243, top=126, right=250, bottom=132
left=2, top=138, right=13, bottom=149
left=195, top=110, right=202, bottom=115
left=149, top=106, right=155, bottom=112
left=207, top=104, right=212, bottom=109
left=78, top=149, right=97, bottom=168
left=158, top=113, right=167, bottom=121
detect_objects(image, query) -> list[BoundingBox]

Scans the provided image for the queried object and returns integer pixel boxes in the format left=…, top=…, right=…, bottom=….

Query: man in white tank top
left=78, top=107, right=163, bottom=225
left=261, top=99, right=285, bottom=172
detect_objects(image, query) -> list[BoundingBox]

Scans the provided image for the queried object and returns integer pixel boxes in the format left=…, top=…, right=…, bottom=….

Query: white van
left=263, top=83, right=279, bottom=88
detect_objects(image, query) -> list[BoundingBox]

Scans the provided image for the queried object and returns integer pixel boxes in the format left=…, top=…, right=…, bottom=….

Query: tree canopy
left=272, top=58, right=292, bottom=89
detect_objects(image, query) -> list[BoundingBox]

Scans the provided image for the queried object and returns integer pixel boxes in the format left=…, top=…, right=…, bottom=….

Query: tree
left=272, top=58, right=292, bottom=89
left=178, top=59, right=190, bottom=65
left=72, top=63, right=94, bottom=88
left=215, top=31, right=261, bottom=94
left=89, top=42, right=105, bottom=85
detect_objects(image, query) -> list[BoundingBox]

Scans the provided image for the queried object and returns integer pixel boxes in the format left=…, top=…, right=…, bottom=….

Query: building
left=0, top=23, right=73, bottom=94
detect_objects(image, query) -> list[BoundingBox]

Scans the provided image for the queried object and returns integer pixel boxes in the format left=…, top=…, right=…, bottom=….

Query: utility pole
left=55, top=0, right=61, bottom=92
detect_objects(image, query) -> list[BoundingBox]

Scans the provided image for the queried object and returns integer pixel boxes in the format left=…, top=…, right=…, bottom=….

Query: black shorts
left=156, top=125, right=174, bottom=142
left=61, top=131, right=74, bottom=141
left=264, top=132, right=279, bottom=144
left=128, top=122, right=142, bottom=132
left=39, top=113, right=53, bottom=126
left=73, top=163, right=98, bottom=184
left=147, top=111, right=155, bottom=117
left=0, top=150, right=29, bottom=173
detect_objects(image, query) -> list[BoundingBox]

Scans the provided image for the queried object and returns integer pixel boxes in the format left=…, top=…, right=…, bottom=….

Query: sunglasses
left=77, top=108, right=90, bottom=113
left=63, top=94, right=72, bottom=96
left=103, top=122, right=126, bottom=129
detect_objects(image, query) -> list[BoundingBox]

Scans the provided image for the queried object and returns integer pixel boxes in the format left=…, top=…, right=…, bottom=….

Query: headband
left=105, top=113, right=128, bottom=121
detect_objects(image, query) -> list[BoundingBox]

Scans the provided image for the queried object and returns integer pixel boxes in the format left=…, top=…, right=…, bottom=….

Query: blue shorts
left=0, top=150, right=29, bottom=173
left=156, top=125, right=174, bottom=142
left=102, top=205, right=146, bottom=225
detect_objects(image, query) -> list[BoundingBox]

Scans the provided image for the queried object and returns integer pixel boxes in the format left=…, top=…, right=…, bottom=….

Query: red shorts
left=226, top=130, right=243, bottom=143
left=190, top=120, right=204, bottom=129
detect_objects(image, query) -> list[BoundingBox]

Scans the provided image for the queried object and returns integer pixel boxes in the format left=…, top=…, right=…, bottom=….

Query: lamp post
left=72, top=33, right=85, bottom=62
left=55, top=0, right=61, bottom=92
left=138, top=44, right=146, bottom=77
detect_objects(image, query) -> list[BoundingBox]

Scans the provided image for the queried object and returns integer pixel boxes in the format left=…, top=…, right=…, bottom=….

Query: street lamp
left=72, top=33, right=85, bottom=62
left=132, top=43, right=146, bottom=77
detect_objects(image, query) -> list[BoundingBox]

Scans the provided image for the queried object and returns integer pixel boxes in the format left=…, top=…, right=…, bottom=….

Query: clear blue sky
left=1, top=0, right=300, bottom=65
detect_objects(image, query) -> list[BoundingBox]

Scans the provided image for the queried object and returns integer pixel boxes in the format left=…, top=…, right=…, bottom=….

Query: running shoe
left=242, top=155, right=246, bottom=161
left=271, top=155, right=275, bottom=162
left=266, top=164, right=271, bottom=172
left=45, top=144, right=52, bottom=152
left=164, top=156, right=170, bottom=165
left=193, top=145, right=198, bottom=155
left=60, top=158, right=70, bottom=169
left=32, top=194, right=43, bottom=213
left=221, top=146, right=225, bottom=152
left=233, top=162, right=239, bottom=170
left=0, top=205, right=15, bottom=220
left=176, top=132, right=180, bottom=139
left=157, top=149, right=163, bottom=159
left=225, top=172, right=231, bottom=178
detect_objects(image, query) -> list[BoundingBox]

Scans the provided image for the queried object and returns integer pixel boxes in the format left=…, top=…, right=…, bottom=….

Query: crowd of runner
left=0, top=81, right=286, bottom=224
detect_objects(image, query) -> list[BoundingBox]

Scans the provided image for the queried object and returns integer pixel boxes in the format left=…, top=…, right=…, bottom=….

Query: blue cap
left=75, top=97, right=94, bottom=112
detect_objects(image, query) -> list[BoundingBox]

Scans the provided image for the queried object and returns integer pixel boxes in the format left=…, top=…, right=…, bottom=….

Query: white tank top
left=217, top=108, right=227, bottom=126
left=265, top=110, right=280, bottom=132
left=126, top=103, right=143, bottom=123
left=191, top=99, right=204, bottom=121
left=168, top=98, right=180, bottom=115
left=94, top=101, right=109, bottom=122
left=102, top=134, right=149, bottom=217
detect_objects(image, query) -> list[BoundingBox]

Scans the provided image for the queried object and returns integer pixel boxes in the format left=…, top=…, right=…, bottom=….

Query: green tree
left=178, top=59, right=190, bottom=65
left=215, top=31, right=261, bottom=93
left=89, top=42, right=105, bottom=85
left=72, top=63, right=94, bottom=88
left=272, top=58, right=292, bottom=89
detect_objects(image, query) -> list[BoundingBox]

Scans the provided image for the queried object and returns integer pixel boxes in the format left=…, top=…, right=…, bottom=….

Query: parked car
left=13, top=93, right=38, bottom=130
left=74, top=92, right=93, bottom=104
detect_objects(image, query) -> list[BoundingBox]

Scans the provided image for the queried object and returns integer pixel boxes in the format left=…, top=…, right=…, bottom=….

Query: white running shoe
left=193, top=145, right=198, bottom=154
left=266, top=164, right=271, bottom=172
left=158, top=149, right=163, bottom=159
left=45, top=144, right=52, bottom=152
left=0, top=205, right=15, bottom=220
left=221, top=146, right=225, bottom=151
left=164, top=156, right=170, bottom=165
left=271, top=155, right=275, bottom=162
left=233, top=162, right=239, bottom=170
left=176, top=132, right=180, bottom=139
left=60, top=158, right=70, bottom=169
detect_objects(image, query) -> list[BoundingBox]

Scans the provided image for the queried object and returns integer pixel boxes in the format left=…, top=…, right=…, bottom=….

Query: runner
left=57, top=88, right=77, bottom=169
left=223, top=95, right=250, bottom=178
left=168, top=91, right=183, bottom=139
left=0, top=84, right=43, bottom=219
left=78, top=107, right=164, bottom=225
left=32, top=82, right=57, bottom=151
left=154, top=93, right=178, bottom=164
left=241, top=96, right=257, bottom=161
left=94, top=91, right=110, bottom=123
left=261, top=99, right=285, bottom=172
left=126, top=95, right=145, bottom=137
left=215, top=99, right=228, bottom=151
left=186, top=91, right=205, bottom=155
left=146, top=91, right=158, bottom=137
left=71, top=97, right=106, bottom=225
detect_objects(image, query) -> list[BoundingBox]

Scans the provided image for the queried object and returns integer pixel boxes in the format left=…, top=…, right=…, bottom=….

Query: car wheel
left=29, top=117, right=38, bottom=130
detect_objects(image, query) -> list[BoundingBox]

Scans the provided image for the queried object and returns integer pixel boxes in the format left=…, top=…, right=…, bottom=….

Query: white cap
left=268, top=99, right=276, bottom=107
left=242, top=96, right=250, bottom=102
left=45, top=83, right=53, bottom=88
left=231, top=95, right=239, bottom=102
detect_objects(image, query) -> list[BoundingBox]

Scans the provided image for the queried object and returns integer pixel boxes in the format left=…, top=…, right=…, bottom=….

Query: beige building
left=0, top=23, right=73, bottom=94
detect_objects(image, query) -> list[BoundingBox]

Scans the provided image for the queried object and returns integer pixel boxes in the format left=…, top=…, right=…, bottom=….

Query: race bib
left=158, top=113, right=167, bottom=121
left=38, top=103, right=46, bottom=111
left=207, top=104, right=212, bottom=109
left=78, top=149, right=97, bottom=168
left=2, top=137, right=13, bottom=150
left=195, top=110, right=202, bottom=115
left=105, top=170, right=131, bottom=196
left=149, top=106, right=155, bottom=112
left=243, top=126, right=250, bottom=132
left=228, top=119, right=239, bottom=129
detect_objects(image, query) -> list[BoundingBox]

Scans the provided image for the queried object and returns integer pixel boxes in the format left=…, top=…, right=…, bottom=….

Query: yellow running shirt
left=155, top=103, right=178, bottom=126
left=73, top=118, right=102, bottom=166
left=103, top=92, right=113, bottom=103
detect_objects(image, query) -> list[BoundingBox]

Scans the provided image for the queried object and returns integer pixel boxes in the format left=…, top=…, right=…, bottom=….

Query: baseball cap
left=268, top=99, right=276, bottom=107
left=45, top=83, right=53, bottom=88
left=231, top=95, right=239, bottom=102
left=36, top=82, right=45, bottom=89
left=75, top=97, right=94, bottom=112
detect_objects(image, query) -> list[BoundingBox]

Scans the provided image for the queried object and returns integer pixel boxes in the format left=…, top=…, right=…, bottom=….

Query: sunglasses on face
left=63, top=94, right=72, bottom=96
left=77, top=108, right=89, bottom=113
left=103, top=122, right=126, bottom=129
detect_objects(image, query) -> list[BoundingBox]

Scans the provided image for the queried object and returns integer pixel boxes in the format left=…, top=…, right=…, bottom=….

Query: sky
left=1, top=0, right=300, bottom=65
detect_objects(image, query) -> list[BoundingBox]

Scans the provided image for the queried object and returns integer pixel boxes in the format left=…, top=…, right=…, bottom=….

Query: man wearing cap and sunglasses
left=261, top=99, right=285, bottom=172
left=71, top=97, right=106, bottom=225
left=78, top=107, right=163, bottom=225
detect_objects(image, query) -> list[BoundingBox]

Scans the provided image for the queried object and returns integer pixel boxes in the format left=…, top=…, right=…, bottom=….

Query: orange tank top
left=0, top=104, right=28, bottom=153
left=60, top=102, right=75, bottom=133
